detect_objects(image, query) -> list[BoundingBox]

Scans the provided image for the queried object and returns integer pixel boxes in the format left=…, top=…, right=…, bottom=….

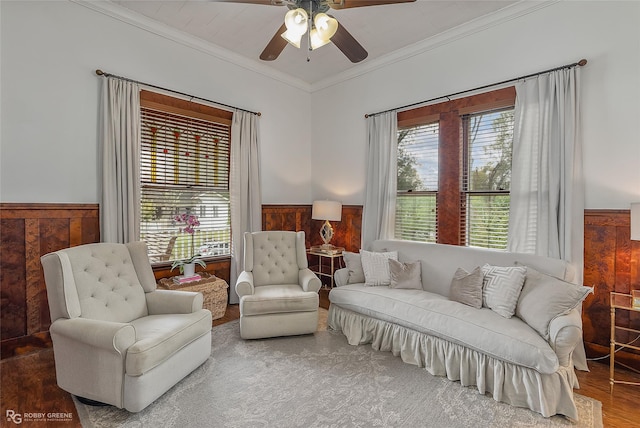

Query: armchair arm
left=548, top=308, right=582, bottom=368
left=236, top=271, right=255, bottom=298
left=146, top=289, right=203, bottom=315
left=50, top=318, right=135, bottom=353
left=300, top=268, right=322, bottom=293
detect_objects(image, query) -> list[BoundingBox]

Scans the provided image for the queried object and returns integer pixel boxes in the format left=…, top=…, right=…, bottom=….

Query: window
left=461, top=108, right=514, bottom=249
left=395, top=87, right=516, bottom=249
left=139, top=91, right=232, bottom=263
left=395, top=122, right=439, bottom=242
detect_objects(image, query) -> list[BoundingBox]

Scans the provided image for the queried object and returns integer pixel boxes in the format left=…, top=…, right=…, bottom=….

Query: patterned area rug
left=75, top=311, right=602, bottom=427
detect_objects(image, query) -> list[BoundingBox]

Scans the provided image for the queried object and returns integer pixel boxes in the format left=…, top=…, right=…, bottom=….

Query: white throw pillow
left=360, top=250, right=398, bottom=286
left=481, top=264, right=526, bottom=318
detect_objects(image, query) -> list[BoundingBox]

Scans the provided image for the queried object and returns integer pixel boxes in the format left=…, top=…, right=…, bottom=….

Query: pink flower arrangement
left=174, top=213, right=200, bottom=235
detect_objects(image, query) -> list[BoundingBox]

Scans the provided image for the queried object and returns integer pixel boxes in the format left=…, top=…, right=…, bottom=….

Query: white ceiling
left=109, top=0, right=520, bottom=87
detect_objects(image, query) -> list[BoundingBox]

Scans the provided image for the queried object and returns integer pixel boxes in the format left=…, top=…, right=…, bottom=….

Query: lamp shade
left=312, top=200, right=342, bottom=221
left=632, top=202, right=640, bottom=241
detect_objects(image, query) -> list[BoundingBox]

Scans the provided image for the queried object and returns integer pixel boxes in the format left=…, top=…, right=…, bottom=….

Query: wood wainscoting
left=0, top=204, right=100, bottom=358
left=2, top=203, right=636, bottom=369
left=583, top=209, right=640, bottom=369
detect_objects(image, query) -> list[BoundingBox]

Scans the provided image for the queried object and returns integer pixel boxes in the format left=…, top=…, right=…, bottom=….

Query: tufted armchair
left=40, top=242, right=212, bottom=412
left=236, top=231, right=321, bottom=339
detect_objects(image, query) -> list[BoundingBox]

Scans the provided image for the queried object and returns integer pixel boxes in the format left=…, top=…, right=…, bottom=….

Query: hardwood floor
left=1, top=292, right=639, bottom=427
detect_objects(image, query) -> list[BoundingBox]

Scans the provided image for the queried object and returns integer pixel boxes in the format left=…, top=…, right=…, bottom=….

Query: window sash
left=139, top=94, right=231, bottom=264
left=460, top=108, right=514, bottom=249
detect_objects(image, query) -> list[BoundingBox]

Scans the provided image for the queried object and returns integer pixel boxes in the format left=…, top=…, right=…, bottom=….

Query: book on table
left=173, top=274, right=201, bottom=284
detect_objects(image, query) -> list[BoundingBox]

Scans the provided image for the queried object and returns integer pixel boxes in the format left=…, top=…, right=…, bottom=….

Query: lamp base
left=319, top=220, right=334, bottom=245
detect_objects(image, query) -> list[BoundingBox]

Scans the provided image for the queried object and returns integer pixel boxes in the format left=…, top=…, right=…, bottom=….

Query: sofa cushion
left=361, top=250, right=398, bottom=286
left=389, top=259, right=422, bottom=289
left=329, top=284, right=559, bottom=374
left=343, top=251, right=365, bottom=284
left=516, top=267, right=593, bottom=339
left=481, top=264, right=526, bottom=318
left=126, top=310, right=212, bottom=376
left=449, top=266, right=483, bottom=308
left=240, top=284, right=319, bottom=316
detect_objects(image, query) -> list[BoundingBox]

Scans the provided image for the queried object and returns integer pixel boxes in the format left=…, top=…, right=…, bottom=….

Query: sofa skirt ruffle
left=328, top=304, right=580, bottom=420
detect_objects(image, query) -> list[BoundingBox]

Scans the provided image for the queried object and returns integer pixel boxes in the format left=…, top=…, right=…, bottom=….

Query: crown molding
left=72, top=0, right=558, bottom=94
left=309, top=0, right=559, bottom=92
left=71, top=0, right=313, bottom=92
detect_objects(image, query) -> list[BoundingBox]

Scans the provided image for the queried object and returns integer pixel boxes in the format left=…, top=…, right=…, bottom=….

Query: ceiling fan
left=217, top=0, right=416, bottom=63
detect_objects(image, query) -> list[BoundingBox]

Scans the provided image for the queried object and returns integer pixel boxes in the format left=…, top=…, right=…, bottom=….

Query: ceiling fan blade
left=260, top=23, right=288, bottom=61
left=331, top=21, right=368, bottom=63
left=328, top=0, right=416, bottom=10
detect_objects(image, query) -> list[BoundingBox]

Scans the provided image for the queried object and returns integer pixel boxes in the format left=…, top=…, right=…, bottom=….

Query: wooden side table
left=158, top=272, right=228, bottom=321
left=307, top=249, right=343, bottom=289
left=609, top=292, right=640, bottom=392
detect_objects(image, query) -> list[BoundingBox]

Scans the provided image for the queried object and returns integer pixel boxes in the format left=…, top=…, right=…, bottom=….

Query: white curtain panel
left=508, top=67, right=584, bottom=282
left=361, top=111, right=398, bottom=250
left=99, top=77, right=141, bottom=244
left=230, top=110, right=262, bottom=304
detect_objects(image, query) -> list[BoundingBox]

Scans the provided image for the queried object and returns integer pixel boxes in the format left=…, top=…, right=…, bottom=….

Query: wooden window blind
left=395, top=122, right=439, bottom=242
left=139, top=90, right=232, bottom=263
left=460, top=107, right=514, bottom=249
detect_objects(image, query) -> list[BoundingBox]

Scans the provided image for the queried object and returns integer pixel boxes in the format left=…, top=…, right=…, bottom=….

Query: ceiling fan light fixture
left=281, top=29, right=304, bottom=49
left=314, top=13, right=338, bottom=40
left=310, top=28, right=331, bottom=50
left=284, top=8, right=308, bottom=34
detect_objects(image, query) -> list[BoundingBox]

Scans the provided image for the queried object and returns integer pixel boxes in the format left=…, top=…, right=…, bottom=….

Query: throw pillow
left=388, top=259, right=422, bottom=289
left=481, top=264, right=527, bottom=318
left=342, top=251, right=365, bottom=284
left=360, top=250, right=398, bottom=286
left=449, top=266, right=483, bottom=308
left=516, top=266, right=593, bottom=339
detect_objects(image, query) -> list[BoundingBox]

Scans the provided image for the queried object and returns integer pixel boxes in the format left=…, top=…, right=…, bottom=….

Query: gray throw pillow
left=449, top=266, right=483, bottom=308
left=360, top=250, right=398, bottom=286
left=342, top=251, right=365, bottom=284
left=481, top=264, right=526, bottom=318
left=516, top=266, right=593, bottom=339
left=389, top=259, right=422, bottom=289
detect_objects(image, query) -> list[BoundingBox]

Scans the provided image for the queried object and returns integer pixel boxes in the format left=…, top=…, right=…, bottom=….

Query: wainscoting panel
left=2, top=203, right=634, bottom=369
left=583, top=210, right=640, bottom=368
left=0, top=204, right=100, bottom=358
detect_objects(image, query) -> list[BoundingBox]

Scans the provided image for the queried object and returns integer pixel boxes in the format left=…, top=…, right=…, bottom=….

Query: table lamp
left=312, top=200, right=342, bottom=249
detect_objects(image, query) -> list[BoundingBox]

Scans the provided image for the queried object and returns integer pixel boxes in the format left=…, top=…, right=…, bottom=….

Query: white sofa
left=328, top=239, right=590, bottom=420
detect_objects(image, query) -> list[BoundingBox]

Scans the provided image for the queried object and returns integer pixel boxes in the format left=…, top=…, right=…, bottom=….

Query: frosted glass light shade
left=310, top=28, right=330, bottom=50
left=312, top=200, right=342, bottom=221
left=314, top=13, right=338, bottom=40
left=281, top=29, right=304, bottom=48
left=631, top=202, right=640, bottom=240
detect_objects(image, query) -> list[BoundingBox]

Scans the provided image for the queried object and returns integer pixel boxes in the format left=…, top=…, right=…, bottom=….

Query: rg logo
left=6, top=410, right=22, bottom=424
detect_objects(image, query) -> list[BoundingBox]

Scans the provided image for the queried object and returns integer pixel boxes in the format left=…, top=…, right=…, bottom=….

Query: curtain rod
left=95, top=69, right=261, bottom=116
left=364, top=59, right=587, bottom=119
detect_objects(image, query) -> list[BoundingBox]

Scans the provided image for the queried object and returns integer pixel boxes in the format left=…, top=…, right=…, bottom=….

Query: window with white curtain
left=139, top=90, right=232, bottom=264
left=460, top=108, right=514, bottom=249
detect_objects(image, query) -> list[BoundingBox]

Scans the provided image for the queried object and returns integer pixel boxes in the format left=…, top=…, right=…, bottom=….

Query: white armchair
left=236, top=231, right=321, bottom=339
left=41, top=242, right=212, bottom=412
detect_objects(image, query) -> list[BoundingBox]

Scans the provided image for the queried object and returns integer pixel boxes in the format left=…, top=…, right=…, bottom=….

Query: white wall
left=0, top=0, right=312, bottom=204
left=311, top=1, right=640, bottom=209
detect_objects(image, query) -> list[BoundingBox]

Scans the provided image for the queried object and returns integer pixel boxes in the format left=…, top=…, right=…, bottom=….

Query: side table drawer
left=158, top=273, right=228, bottom=321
